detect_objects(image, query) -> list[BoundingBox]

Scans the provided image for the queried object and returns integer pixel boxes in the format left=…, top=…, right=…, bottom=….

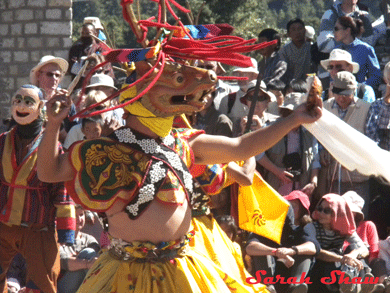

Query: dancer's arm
left=190, top=102, right=322, bottom=165
left=37, top=93, right=74, bottom=183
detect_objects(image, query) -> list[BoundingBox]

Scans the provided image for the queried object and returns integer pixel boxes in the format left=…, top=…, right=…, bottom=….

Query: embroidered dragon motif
left=84, top=143, right=148, bottom=196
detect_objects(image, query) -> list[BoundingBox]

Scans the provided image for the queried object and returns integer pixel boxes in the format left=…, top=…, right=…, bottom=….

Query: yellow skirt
left=77, top=238, right=261, bottom=293
left=190, top=215, right=268, bottom=293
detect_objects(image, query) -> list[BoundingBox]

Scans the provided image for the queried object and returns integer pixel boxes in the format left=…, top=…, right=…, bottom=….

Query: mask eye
left=173, top=73, right=184, bottom=85
left=24, top=96, right=36, bottom=106
left=14, top=94, right=23, bottom=103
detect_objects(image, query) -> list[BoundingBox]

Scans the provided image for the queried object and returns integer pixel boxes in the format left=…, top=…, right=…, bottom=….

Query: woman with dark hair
left=334, top=15, right=381, bottom=88
left=257, top=28, right=288, bottom=84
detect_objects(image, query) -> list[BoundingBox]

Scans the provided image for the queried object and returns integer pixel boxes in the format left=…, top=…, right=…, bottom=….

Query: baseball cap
left=332, top=71, right=357, bottom=96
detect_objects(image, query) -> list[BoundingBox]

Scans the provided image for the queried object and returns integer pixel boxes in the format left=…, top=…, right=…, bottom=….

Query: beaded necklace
left=114, top=127, right=195, bottom=219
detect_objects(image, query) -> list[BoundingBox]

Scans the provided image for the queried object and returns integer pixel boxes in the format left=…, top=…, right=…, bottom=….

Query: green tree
left=71, top=0, right=329, bottom=48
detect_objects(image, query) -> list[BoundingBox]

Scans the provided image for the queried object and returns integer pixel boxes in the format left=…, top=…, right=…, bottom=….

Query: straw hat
left=29, top=55, right=68, bottom=85
left=320, top=49, right=359, bottom=74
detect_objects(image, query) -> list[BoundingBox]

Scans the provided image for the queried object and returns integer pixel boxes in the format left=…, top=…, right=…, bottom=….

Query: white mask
left=11, top=87, right=43, bottom=125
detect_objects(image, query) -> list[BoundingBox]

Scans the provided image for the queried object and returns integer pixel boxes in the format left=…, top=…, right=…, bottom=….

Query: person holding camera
left=257, top=89, right=321, bottom=198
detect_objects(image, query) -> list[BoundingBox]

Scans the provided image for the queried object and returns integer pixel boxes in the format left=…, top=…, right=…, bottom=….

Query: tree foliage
left=71, top=0, right=334, bottom=49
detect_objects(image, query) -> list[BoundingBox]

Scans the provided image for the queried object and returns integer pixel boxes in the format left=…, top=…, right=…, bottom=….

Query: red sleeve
left=358, top=221, right=379, bottom=259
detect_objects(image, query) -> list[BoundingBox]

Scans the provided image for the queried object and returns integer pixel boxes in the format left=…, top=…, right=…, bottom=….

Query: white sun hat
left=232, top=58, right=259, bottom=74
left=320, top=49, right=360, bottom=74
left=29, top=55, right=68, bottom=85
left=86, top=74, right=117, bottom=90
left=83, top=17, right=104, bottom=30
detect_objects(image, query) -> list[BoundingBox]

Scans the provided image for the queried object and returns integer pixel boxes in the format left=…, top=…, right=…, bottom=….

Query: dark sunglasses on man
left=327, top=64, right=344, bottom=71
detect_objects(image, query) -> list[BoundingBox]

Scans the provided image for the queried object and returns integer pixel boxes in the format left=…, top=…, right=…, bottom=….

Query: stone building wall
left=0, top=0, right=72, bottom=123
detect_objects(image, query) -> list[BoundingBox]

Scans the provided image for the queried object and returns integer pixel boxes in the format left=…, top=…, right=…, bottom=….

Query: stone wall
left=0, top=0, right=72, bottom=123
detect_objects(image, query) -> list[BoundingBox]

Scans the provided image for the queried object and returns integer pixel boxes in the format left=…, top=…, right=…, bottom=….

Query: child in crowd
left=266, top=79, right=285, bottom=115
left=81, top=115, right=103, bottom=140
left=58, top=205, right=100, bottom=293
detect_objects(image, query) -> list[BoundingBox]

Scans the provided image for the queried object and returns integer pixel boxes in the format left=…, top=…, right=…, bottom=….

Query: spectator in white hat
left=86, top=74, right=123, bottom=125
left=30, top=55, right=76, bottom=142
left=321, top=48, right=375, bottom=103
left=29, top=55, right=68, bottom=100
left=218, top=58, right=259, bottom=123
left=86, top=74, right=117, bottom=96
left=305, top=25, right=315, bottom=43
left=238, top=81, right=278, bottom=136
left=83, top=16, right=107, bottom=42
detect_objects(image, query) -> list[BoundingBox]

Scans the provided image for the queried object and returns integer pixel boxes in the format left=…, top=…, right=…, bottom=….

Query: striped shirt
left=0, top=128, right=75, bottom=243
left=278, top=41, right=311, bottom=83
left=313, top=221, right=364, bottom=254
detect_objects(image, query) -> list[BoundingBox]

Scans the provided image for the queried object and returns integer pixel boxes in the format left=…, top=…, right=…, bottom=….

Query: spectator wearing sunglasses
left=317, top=0, right=373, bottom=54
left=309, top=193, right=370, bottom=293
left=334, top=16, right=381, bottom=89
left=29, top=55, right=68, bottom=101
left=30, top=55, right=78, bottom=142
left=321, top=49, right=376, bottom=103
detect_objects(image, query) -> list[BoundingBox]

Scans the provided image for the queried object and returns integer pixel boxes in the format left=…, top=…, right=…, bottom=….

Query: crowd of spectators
left=4, top=2, right=390, bottom=291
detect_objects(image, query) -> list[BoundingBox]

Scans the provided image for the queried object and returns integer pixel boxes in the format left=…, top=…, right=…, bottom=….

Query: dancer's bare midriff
left=106, top=199, right=192, bottom=244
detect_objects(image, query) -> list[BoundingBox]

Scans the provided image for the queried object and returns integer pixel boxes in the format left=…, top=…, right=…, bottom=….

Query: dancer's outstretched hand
left=46, top=89, right=71, bottom=124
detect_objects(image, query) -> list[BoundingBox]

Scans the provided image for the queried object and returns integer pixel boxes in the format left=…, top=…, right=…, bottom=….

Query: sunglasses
left=40, top=71, right=62, bottom=78
left=334, top=26, right=345, bottom=32
left=327, top=64, right=344, bottom=71
left=316, top=206, right=332, bottom=215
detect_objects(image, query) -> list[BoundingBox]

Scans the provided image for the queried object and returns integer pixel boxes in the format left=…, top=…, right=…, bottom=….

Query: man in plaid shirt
left=365, top=62, right=390, bottom=151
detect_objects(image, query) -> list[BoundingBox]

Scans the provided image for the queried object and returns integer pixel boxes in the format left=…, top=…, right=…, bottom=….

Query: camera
left=288, top=170, right=301, bottom=181
left=282, top=152, right=302, bottom=181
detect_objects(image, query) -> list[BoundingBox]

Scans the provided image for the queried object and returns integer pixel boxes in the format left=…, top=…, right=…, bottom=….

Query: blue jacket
left=337, top=38, right=381, bottom=88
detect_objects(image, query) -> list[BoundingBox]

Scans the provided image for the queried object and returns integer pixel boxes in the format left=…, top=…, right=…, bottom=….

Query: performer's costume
left=190, top=163, right=266, bottom=292
left=60, top=2, right=279, bottom=291
left=66, top=127, right=259, bottom=292
left=0, top=127, right=75, bottom=293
